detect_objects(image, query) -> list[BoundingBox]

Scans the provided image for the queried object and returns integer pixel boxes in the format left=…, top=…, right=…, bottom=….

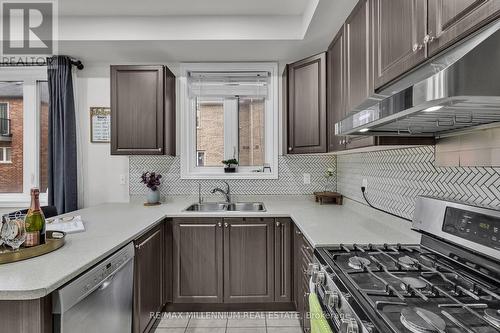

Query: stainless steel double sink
left=184, top=202, right=266, bottom=212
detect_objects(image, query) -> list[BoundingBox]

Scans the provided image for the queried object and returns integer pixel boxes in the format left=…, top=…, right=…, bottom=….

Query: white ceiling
left=57, top=0, right=356, bottom=65
left=59, top=0, right=311, bottom=16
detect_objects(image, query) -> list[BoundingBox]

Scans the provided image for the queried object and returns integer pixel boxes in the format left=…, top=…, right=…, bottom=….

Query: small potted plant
left=222, top=159, right=239, bottom=173
left=140, top=172, right=162, bottom=204
left=324, top=167, right=335, bottom=192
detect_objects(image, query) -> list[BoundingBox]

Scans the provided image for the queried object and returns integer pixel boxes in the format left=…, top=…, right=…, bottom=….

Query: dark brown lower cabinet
left=223, top=218, right=275, bottom=303
left=172, top=218, right=224, bottom=303
left=134, top=223, right=165, bottom=333
left=170, top=217, right=293, bottom=307
left=0, top=295, right=52, bottom=333
left=275, top=218, right=293, bottom=302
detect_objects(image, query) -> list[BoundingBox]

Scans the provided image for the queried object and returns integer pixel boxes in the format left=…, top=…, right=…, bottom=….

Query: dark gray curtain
left=47, top=56, right=78, bottom=213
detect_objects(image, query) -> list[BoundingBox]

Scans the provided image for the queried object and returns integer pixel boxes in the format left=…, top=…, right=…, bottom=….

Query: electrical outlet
left=303, top=173, right=311, bottom=184
left=120, top=174, right=127, bottom=185
left=362, top=178, right=368, bottom=188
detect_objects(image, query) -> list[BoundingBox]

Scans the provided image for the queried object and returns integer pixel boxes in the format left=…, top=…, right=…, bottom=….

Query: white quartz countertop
left=0, top=195, right=420, bottom=300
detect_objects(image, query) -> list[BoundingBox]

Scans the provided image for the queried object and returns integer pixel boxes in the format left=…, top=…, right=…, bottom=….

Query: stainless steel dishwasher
left=53, top=242, right=135, bottom=333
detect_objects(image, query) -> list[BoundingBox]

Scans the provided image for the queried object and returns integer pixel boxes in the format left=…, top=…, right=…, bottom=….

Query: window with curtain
left=181, top=64, right=278, bottom=179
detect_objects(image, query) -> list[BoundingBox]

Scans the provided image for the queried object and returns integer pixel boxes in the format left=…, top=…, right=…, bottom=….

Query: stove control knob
left=325, top=290, right=340, bottom=309
left=340, top=317, right=359, bottom=333
left=307, top=263, right=319, bottom=276
left=314, top=271, right=326, bottom=285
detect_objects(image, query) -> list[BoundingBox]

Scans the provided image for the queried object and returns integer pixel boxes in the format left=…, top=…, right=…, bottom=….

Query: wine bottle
left=24, top=188, right=46, bottom=247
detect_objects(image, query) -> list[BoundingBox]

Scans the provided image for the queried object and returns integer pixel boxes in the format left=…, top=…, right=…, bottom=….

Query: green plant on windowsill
left=222, top=159, right=239, bottom=173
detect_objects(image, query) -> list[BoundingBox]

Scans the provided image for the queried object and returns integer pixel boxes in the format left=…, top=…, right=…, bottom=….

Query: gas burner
left=400, top=277, right=427, bottom=291
left=398, top=255, right=419, bottom=268
left=348, top=256, right=370, bottom=270
left=400, top=307, right=446, bottom=333
left=484, top=309, right=500, bottom=325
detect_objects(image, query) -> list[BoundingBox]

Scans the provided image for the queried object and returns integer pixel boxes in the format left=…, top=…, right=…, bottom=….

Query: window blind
left=188, top=71, right=269, bottom=98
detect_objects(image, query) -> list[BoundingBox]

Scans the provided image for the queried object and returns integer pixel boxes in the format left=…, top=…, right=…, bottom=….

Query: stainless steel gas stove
left=313, top=196, right=500, bottom=333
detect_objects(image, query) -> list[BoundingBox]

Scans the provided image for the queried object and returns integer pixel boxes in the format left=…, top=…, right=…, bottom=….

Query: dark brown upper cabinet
left=223, top=218, right=274, bottom=303
left=428, top=0, right=500, bottom=56
left=345, top=0, right=373, bottom=113
left=172, top=218, right=224, bottom=303
left=274, top=218, right=293, bottom=302
left=133, top=224, right=164, bottom=333
left=287, top=53, right=327, bottom=154
left=373, top=0, right=428, bottom=88
left=327, top=28, right=346, bottom=152
left=111, top=65, right=175, bottom=155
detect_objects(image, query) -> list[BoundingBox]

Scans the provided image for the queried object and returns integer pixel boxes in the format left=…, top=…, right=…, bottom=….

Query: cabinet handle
left=303, top=245, right=311, bottom=251
left=295, top=230, right=302, bottom=235
left=217, top=222, right=222, bottom=227
left=288, top=147, right=292, bottom=151
left=276, top=221, right=281, bottom=227
left=423, top=34, right=435, bottom=44
left=304, top=292, right=310, bottom=297
left=224, top=222, right=229, bottom=228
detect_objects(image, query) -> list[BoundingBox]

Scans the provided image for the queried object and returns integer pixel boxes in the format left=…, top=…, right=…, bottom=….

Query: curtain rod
left=0, top=58, right=84, bottom=70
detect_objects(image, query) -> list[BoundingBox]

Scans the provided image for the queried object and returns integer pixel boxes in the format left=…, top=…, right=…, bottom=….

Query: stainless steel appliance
left=313, top=196, right=500, bottom=333
left=53, top=243, right=135, bottom=333
left=337, top=19, right=500, bottom=137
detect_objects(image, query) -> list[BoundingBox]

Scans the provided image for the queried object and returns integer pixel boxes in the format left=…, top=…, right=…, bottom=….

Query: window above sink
left=180, top=63, right=279, bottom=179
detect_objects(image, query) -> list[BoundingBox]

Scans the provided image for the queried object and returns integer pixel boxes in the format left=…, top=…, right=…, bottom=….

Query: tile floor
left=155, top=312, right=302, bottom=333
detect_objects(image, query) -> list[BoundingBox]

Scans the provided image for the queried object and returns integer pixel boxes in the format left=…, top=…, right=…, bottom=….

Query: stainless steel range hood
left=338, top=20, right=500, bottom=137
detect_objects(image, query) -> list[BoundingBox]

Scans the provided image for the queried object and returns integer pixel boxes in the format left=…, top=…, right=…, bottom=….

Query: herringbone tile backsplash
left=129, top=155, right=336, bottom=196
left=337, top=146, right=500, bottom=220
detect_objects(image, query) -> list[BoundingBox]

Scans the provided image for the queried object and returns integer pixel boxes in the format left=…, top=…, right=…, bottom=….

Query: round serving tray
left=0, top=230, right=66, bottom=264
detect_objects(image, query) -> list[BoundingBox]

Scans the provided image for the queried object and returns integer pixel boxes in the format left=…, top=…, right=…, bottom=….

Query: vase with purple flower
left=141, top=172, right=162, bottom=205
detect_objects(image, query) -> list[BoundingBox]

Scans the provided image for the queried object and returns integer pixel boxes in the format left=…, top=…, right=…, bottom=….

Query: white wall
left=76, top=71, right=129, bottom=208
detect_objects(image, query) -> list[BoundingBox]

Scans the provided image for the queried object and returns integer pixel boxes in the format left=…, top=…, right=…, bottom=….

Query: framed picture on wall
left=90, top=107, right=111, bottom=143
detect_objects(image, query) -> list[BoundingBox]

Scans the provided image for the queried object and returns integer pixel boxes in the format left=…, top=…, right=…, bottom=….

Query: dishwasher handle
left=97, top=273, right=116, bottom=291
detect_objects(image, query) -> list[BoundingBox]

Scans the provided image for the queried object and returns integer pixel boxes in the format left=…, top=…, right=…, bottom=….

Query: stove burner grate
left=348, top=256, right=371, bottom=270
left=400, top=307, right=446, bottom=333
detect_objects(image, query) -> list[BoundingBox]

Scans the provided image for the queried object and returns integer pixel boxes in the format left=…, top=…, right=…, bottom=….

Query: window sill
left=181, top=170, right=278, bottom=180
left=0, top=161, right=12, bottom=164
left=0, top=194, right=48, bottom=208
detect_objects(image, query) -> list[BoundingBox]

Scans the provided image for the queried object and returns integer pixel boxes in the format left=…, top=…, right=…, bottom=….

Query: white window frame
left=180, top=62, right=279, bottom=179
left=0, top=67, right=48, bottom=207
left=0, top=102, right=10, bottom=135
left=0, top=147, right=12, bottom=163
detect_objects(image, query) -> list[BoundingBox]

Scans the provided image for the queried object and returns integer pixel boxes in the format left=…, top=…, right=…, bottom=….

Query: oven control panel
left=443, top=207, right=500, bottom=249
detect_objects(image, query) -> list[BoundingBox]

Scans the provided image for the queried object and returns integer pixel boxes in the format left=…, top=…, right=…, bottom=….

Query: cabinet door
left=111, top=65, right=165, bottom=155
left=223, top=218, right=274, bottom=303
left=345, top=0, right=373, bottom=113
left=172, top=218, right=223, bottom=303
left=134, top=224, right=164, bottom=333
left=373, top=0, right=428, bottom=88
left=287, top=53, right=327, bottom=154
left=327, top=28, right=346, bottom=152
left=274, top=218, right=292, bottom=302
left=428, top=0, right=500, bottom=56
